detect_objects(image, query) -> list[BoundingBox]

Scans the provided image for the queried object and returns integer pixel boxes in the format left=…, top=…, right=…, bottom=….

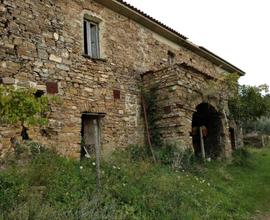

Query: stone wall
left=142, top=63, right=233, bottom=158
left=0, top=0, right=232, bottom=158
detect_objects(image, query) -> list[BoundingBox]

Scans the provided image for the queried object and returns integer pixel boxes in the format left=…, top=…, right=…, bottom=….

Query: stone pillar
left=220, top=115, right=232, bottom=158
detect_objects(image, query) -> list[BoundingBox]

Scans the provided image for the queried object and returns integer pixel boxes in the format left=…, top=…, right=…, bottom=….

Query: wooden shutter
left=90, top=23, right=99, bottom=58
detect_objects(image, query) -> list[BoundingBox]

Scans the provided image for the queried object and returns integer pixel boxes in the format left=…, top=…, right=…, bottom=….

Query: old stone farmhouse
left=0, top=0, right=245, bottom=158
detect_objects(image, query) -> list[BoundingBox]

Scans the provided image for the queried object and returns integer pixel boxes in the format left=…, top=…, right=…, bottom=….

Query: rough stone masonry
left=0, top=0, right=244, bottom=158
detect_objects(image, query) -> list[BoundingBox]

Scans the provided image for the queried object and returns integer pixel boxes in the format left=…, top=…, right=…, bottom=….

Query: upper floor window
left=168, top=51, right=175, bottom=65
left=84, top=19, right=100, bottom=58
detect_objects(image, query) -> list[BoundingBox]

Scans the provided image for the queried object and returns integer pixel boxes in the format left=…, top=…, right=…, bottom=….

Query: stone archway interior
left=192, top=103, right=222, bottom=158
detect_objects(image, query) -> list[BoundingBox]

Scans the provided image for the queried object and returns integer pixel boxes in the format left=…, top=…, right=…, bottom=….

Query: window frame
left=83, top=19, right=100, bottom=59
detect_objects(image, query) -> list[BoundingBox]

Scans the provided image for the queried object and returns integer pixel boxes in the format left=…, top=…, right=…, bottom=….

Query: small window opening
left=21, top=125, right=30, bottom=140
left=168, top=51, right=175, bottom=65
left=84, top=19, right=100, bottom=58
left=35, top=90, right=45, bottom=98
left=229, top=128, right=236, bottom=150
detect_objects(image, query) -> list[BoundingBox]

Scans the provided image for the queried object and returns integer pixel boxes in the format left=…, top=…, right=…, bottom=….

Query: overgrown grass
left=1, top=145, right=270, bottom=219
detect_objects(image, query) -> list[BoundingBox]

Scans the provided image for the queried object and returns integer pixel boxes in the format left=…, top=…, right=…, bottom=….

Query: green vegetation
left=228, top=84, right=270, bottom=124
left=1, top=144, right=270, bottom=220
left=0, top=85, right=56, bottom=140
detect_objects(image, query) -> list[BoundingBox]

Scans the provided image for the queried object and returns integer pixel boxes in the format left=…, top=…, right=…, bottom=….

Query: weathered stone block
left=49, top=54, right=62, bottom=63
left=56, top=64, right=69, bottom=71
left=36, top=85, right=47, bottom=91
left=17, top=42, right=37, bottom=58
left=0, top=77, right=15, bottom=85
left=17, top=81, right=37, bottom=88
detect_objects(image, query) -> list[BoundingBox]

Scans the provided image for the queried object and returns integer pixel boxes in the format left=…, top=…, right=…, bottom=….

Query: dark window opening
left=84, top=19, right=100, bottom=58
left=168, top=51, right=175, bottom=65
left=35, top=90, right=45, bottom=98
left=229, top=128, right=236, bottom=150
left=21, top=125, right=30, bottom=140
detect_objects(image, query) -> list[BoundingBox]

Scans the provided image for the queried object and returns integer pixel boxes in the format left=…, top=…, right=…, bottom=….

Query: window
left=168, top=51, right=175, bottom=65
left=84, top=19, right=100, bottom=58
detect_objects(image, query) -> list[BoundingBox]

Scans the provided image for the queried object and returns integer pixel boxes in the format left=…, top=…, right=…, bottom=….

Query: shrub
left=127, top=145, right=150, bottom=161
left=155, top=144, right=195, bottom=170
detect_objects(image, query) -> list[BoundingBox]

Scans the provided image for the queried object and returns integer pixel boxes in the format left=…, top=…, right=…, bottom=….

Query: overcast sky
left=125, top=0, right=270, bottom=86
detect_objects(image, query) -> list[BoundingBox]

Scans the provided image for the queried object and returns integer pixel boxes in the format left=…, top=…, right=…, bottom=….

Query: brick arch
left=190, top=94, right=221, bottom=114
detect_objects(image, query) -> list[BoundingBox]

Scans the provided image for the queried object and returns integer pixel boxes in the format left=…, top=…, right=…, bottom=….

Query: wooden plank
left=141, top=94, right=156, bottom=163
left=199, top=127, right=206, bottom=159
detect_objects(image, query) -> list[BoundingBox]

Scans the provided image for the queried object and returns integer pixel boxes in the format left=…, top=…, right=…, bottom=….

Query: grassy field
left=1, top=145, right=270, bottom=220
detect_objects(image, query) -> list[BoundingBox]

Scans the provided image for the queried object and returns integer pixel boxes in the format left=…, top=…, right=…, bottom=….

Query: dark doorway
left=191, top=103, right=222, bottom=158
left=229, top=128, right=236, bottom=150
left=81, top=113, right=104, bottom=159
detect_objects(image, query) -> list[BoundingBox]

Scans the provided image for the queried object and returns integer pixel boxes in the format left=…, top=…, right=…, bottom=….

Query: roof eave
left=94, top=0, right=245, bottom=76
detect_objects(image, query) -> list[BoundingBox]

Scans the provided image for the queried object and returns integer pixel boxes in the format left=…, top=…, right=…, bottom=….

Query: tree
left=228, top=83, right=270, bottom=133
left=0, top=85, right=53, bottom=140
left=228, top=84, right=270, bottom=121
left=202, top=72, right=270, bottom=133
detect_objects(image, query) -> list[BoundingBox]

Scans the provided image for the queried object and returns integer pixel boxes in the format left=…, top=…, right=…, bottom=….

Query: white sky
left=125, top=0, right=270, bottom=86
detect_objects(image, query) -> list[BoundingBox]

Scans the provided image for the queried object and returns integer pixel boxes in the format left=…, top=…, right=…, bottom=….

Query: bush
left=154, top=144, right=195, bottom=170
left=127, top=145, right=150, bottom=161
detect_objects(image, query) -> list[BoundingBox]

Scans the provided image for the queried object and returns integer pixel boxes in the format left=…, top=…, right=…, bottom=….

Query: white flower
left=206, top=158, right=211, bottom=162
left=113, top=165, right=117, bottom=169
left=117, top=167, right=121, bottom=170
left=207, top=183, right=211, bottom=186
left=80, top=166, right=83, bottom=170
left=92, top=162, right=96, bottom=166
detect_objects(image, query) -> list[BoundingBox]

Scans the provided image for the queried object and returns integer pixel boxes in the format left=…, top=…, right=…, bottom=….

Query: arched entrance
left=191, top=103, right=222, bottom=158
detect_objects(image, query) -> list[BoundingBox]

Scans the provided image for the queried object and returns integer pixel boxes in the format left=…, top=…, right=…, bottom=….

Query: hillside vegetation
left=1, top=145, right=270, bottom=220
